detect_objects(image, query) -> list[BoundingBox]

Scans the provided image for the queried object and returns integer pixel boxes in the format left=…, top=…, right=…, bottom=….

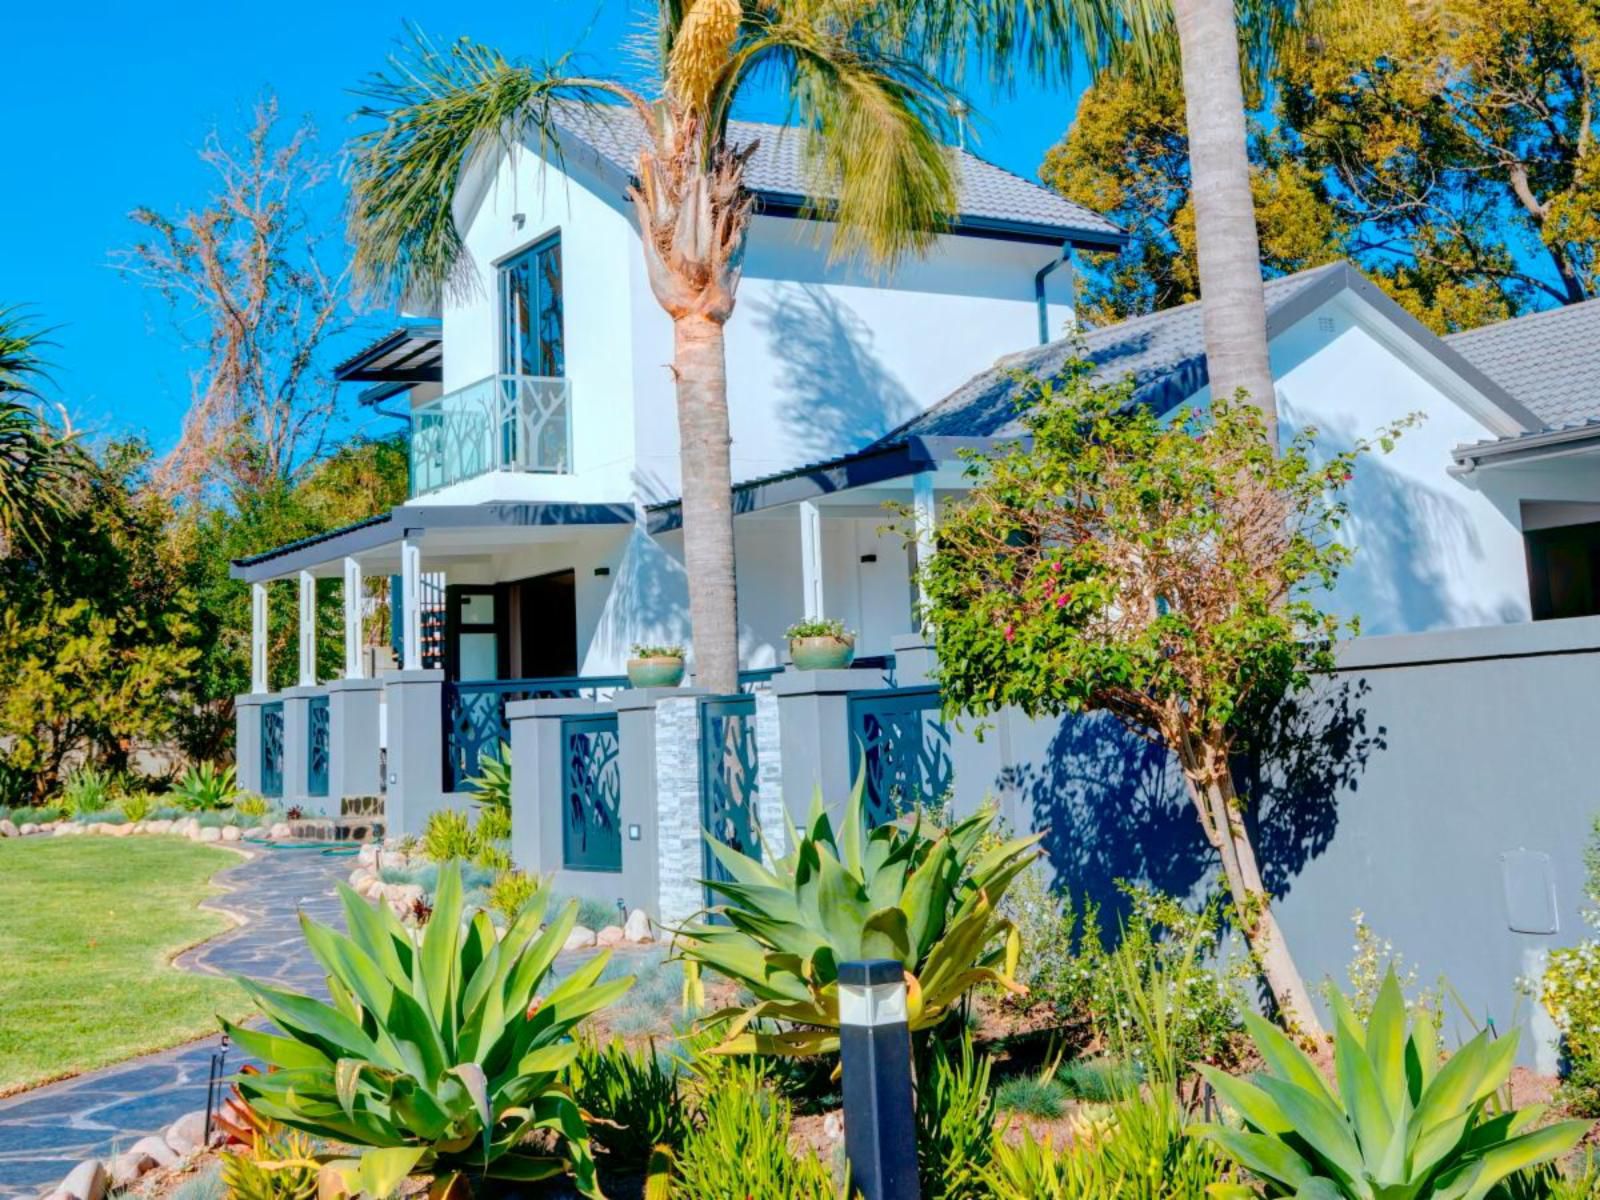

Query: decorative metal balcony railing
left=409, top=374, right=571, bottom=497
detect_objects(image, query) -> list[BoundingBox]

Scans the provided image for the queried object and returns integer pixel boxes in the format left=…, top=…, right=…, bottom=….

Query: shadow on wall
left=750, top=284, right=920, bottom=462
left=587, top=526, right=692, bottom=667
left=1014, top=678, right=1385, bottom=927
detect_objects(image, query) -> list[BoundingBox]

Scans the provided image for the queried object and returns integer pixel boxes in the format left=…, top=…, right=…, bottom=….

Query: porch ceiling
left=229, top=502, right=636, bottom=583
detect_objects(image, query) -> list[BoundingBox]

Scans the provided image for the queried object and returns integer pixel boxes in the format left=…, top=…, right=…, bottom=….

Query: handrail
left=409, top=374, right=572, bottom=497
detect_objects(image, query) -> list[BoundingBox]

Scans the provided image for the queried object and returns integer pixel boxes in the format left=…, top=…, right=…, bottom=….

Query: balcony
left=409, top=375, right=571, bottom=497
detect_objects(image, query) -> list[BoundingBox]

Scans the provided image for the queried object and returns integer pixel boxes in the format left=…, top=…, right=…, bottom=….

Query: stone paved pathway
left=0, top=847, right=353, bottom=1199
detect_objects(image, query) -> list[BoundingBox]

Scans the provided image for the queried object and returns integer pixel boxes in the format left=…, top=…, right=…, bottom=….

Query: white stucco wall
left=420, top=134, right=1077, bottom=508
left=1267, top=301, right=1531, bottom=634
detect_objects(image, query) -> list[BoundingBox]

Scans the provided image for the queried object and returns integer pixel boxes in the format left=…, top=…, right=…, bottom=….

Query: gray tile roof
left=873, top=262, right=1350, bottom=444
left=552, top=102, right=1125, bottom=247
left=1446, top=298, right=1600, bottom=432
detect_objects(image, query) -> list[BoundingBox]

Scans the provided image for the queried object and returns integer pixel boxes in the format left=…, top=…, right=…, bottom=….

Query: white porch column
left=912, top=472, right=937, bottom=623
left=401, top=538, right=423, bottom=672
left=799, top=500, right=825, bottom=620
left=250, top=582, right=268, bottom=694
left=342, top=557, right=364, bottom=680
left=298, top=570, right=317, bottom=687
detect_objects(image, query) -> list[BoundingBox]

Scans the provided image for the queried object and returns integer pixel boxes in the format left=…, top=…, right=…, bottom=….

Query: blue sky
left=2, top=2, right=1092, bottom=456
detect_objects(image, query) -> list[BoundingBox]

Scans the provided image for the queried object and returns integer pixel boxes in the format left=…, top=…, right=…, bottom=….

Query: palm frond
left=0, top=304, right=51, bottom=401
left=347, top=28, right=648, bottom=305
left=710, top=23, right=960, bottom=266
left=0, top=307, right=80, bottom=556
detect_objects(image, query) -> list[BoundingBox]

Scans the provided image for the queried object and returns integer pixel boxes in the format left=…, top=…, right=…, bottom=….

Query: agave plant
left=674, top=773, right=1040, bottom=1056
left=223, top=863, right=631, bottom=1197
left=171, top=761, right=237, bottom=811
left=464, top=740, right=511, bottom=811
left=1195, top=968, right=1590, bottom=1200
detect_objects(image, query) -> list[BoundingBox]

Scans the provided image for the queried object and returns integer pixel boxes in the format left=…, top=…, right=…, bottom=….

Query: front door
left=509, top=569, right=578, bottom=679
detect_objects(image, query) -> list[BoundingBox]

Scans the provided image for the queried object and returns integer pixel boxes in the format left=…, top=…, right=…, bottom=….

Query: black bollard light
left=839, top=959, right=920, bottom=1200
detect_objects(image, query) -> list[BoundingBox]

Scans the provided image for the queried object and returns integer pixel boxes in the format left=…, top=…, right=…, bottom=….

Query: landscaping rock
left=270, top=821, right=293, bottom=840
left=41, top=1190, right=72, bottom=1200
left=59, top=1158, right=107, bottom=1200
left=165, top=1110, right=208, bottom=1155
left=127, top=1135, right=177, bottom=1169
left=221, top=824, right=243, bottom=842
left=624, top=908, right=654, bottom=943
left=19, top=822, right=38, bottom=835
left=198, top=826, right=223, bottom=843
left=384, top=883, right=425, bottom=918
left=563, top=926, right=598, bottom=952
left=107, top=822, right=133, bottom=837
left=145, top=819, right=172, bottom=834
left=358, top=843, right=381, bottom=868
left=0, top=818, right=16, bottom=838
left=109, top=1149, right=157, bottom=1189
left=244, top=825, right=267, bottom=839
left=596, top=925, right=625, bottom=947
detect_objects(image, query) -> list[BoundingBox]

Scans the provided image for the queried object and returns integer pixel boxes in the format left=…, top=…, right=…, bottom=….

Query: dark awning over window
left=334, top=324, right=444, bottom=387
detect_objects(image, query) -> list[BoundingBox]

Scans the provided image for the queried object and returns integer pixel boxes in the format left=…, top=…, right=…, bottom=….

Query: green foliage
left=660, top=1058, right=839, bottom=1199
left=1057, top=1056, right=1142, bottom=1102
left=235, top=792, right=272, bottom=820
left=568, top=1035, right=690, bottom=1169
left=463, top=740, right=510, bottom=811
left=630, top=643, right=684, bottom=659
left=785, top=617, right=853, bottom=640
left=1028, top=884, right=1247, bottom=1073
left=170, top=762, right=238, bottom=811
left=0, top=307, right=81, bottom=555
left=0, top=760, right=36, bottom=809
left=475, top=803, right=511, bottom=843
left=986, top=1088, right=1231, bottom=1200
left=118, top=790, right=155, bottom=823
left=61, top=765, right=116, bottom=817
left=1196, top=968, right=1590, bottom=1200
left=486, top=870, right=540, bottom=923
left=0, top=804, right=63, bottom=825
left=994, top=1073, right=1069, bottom=1119
left=169, top=1164, right=225, bottom=1200
left=225, top=863, right=631, bottom=1196
left=915, top=1034, right=996, bottom=1200
left=675, top=772, right=1039, bottom=1056
left=421, top=808, right=478, bottom=863
left=219, top=1131, right=320, bottom=1200
left=1534, top=815, right=1600, bottom=1116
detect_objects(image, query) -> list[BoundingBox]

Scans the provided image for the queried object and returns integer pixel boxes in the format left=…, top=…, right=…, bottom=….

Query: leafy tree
left=914, top=364, right=1410, bottom=1037
left=1042, top=71, right=1343, bottom=322
left=343, top=0, right=1129, bottom=692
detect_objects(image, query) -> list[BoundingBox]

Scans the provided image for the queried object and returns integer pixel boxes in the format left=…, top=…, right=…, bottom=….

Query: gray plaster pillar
left=383, top=669, right=447, bottom=838
left=772, top=668, right=885, bottom=826
left=282, top=685, right=319, bottom=808
left=889, top=633, right=937, bottom=687
left=615, top=688, right=708, bottom=924
left=234, top=693, right=269, bottom=795
left=509, top=697, right=596, bottom=880
left=327, top=676, right=384, bottom=801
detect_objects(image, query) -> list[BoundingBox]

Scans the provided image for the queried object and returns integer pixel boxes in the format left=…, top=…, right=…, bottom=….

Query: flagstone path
left=0, top=847, right=352, bottom=1199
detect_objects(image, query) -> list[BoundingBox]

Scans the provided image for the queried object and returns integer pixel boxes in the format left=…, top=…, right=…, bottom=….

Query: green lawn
left=0, top=836, right=254, bottom=1094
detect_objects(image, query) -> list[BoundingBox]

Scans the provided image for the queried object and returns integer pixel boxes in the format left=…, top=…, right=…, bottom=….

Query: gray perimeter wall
left=934, top=615, right=1600, bottom=1068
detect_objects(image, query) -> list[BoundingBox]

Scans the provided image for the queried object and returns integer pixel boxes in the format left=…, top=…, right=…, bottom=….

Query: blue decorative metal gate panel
left=560, top=712, right=622, bottom=871
left=846, top=686, right=953, bottom=825
left=443, top=676, right=626, bottom=791
left=307, top=695, right=330, bottom=798
left=260, top=701, right=284, bottom=799
left=698, top=694, right=759, bottom=906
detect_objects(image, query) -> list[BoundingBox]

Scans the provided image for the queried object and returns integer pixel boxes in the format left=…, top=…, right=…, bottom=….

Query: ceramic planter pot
left=789, top=634, right=856, bottom=671
left=627, top=655, right=686, bottom=688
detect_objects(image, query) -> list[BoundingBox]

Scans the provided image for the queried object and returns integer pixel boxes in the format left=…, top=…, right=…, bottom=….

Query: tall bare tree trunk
left=1173, top=0, right=1278, bottom=443
left=673, top=313, right=740, bottom=694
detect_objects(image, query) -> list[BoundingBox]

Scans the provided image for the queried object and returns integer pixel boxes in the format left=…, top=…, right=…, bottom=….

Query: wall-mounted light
left=628, top=823, right=642, bottom=841
left=513, top=213, right=526, bottom=230
left=860, top=554, right=878, bottom=564
left=595, top=566, right=612, bottom=577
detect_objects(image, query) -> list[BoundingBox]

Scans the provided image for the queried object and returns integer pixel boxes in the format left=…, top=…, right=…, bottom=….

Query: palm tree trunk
left=1173, top=0, right=1278, bottom=443
left=673, top=313, right=740, bottom=694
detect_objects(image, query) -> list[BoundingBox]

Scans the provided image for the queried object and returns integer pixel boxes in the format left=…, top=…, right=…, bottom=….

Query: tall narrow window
left=499, top=235, right=564, bottom=377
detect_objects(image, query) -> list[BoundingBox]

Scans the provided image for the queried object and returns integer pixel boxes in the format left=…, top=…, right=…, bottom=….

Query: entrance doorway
left=508, top=568, right=578, bottom=678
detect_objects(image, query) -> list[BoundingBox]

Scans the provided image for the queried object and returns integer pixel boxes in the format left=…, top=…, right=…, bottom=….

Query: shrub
left=487, top=870, right=540, bottom=922
left=986, top=1088, right=1229, bottom=1200
left=170, top=762, right=237, bottom=811
left=235, top=792, right=272, bottom=820
left=0, top=759, right=35, bottom=808
left=474, top=841, right=512, bottom=873
left=169, top=1165, right=225, bottom=1200
left=1, top=804, right=62, bottom=825
left=1534, top=815, right=1600, bottom=1115
left=225, top=863, right=631, bottom=1196
left=675, top=772, right=1039, bottom=1055
left=420, top=807, right=478, bottom=862
left=219, top=1129, right=319, bottom=1200
left=658, top=1058, right=839, bottom=1198
left=1195, top=967, right=1589, bottom=1199
left=994, top=1073, right=1069, bottom=1119
left=61, top=764, right=116, bottom=816
left=569, top=1036, right=690, bottom=1170
left=118, top=790, right=155, bottom=823
left=74, top=808, right=126, bottom=825
left=1056, top=1057, right=1140, bottom=1102
left=630, top=643, right=684, bottom=658
left=916, top=1034, right=995, bottom=1200
left=476, top=803, right=511, bottom=843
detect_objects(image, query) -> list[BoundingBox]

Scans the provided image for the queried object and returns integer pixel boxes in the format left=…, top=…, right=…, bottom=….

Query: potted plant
left=627, top=643, right=687, bottom=688
left=786, top=618, right=856, bottom=670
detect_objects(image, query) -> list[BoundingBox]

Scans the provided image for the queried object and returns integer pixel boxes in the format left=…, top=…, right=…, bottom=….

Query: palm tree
left=345, top=4, right=1114, bottom=694
left=0, top=307, right=77, bottom=557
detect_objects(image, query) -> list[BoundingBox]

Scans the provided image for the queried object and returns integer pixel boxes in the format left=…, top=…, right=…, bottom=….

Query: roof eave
left=748, top=191, right=1128, bottom=250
